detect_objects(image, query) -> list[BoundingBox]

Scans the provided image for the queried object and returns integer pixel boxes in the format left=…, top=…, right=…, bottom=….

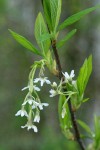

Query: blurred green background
left=0, top=0, right=100, bottom=150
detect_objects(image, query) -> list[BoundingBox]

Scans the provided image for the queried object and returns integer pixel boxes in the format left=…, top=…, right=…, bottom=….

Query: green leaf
left=94, top=116, right=100, bottom=149
left=84, top=55, right=92, bottom=91
left=34, top=12, right=50, bottom=56
left=38, top=33, right=54, bottom=42
left=94, top=116, right=100, bottom=139
left=43, top=0, right=62, bottom=32
left=58, top=95, right=71, bottom=130
left=82, top=98, right=89, bottom=103
left=77, top=55, right=92, bottom=96
left=9, top=29, right=42, bottom=56
left=57, top=29, right=77, bottom=48
left=58, top=5, right=100, bottom=30
left=77, top=120, right=93, bottom=136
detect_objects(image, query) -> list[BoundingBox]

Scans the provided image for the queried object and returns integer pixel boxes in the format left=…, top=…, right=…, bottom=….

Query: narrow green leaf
left=34, top=12, right=50, bottom=55
left=54, top=0, right=62, bottom=31
left=77, top=120, right=93, bottom=136
left=57, top=29, right=77, bottom=48
left=43, top=0, right=52, bottom=31
left=43, top=0, right=62, bottom=32
left=77, top=58, right=88, bottom=95
left=9, top=29, right=42, bottom=56
left=84, top=55, right=92, bottom=91
left=77, top=55, right=92, bottom=96
left=58, top=5, right=100, bottom=30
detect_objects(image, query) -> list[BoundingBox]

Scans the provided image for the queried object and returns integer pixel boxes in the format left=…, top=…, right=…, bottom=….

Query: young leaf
left=43, top=0, right=62, bottom=32
left=77, top=120, right=93, bottom=136
left=9, top=29, right=42, bottom=56
left=77, top=55, right=92, bottom=96
left=57, top=29, right=77, bottom=48
left=34, top=12, right=50, bottom=56
left=58, top=5, right=100, bottom=31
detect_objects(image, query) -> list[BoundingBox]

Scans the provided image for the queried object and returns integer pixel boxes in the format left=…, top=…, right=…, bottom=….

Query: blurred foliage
left=0, top=0, right=100, bottom=150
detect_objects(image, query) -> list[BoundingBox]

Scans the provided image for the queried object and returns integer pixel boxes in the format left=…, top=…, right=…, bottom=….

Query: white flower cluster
left=15, top=66, right=76, bottom=132
left=15, top=75, right=50, bottom=132
left=49, top=70, right=75, bottom=97
left=49, top=70, right=76, bottom=119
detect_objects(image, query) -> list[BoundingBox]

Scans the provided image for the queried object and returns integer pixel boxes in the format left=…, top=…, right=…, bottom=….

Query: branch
left=52, top=40, right=85, bottom=150
left=41, top=1, right=85, bottom=149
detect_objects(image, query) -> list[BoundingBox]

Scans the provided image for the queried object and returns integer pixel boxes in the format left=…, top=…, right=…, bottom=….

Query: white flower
left=62, top=70, right=75, bottom=82
left=38, top=103, right=49, bottom=110
left=33, top=85, right=40, bottom=91
left=61, top=107, right=66, bottom=118
left=22, top=85, right=40, bottom=91
left=22, top=99, right=33, bottom=105
left=52, top=82, right=57, bottom=87
left=34, top=111, right=40, bottom=123
left=49, top=89, right=57, bottom=97
left=15, top=109, right=28, bottom=117
left=32, top=102, right=49, bottom=110
left=22, top=99, right=38, bottom=106
left=34, top=77, right=51, bottom=86
left=21, top=123, right=38, bottom=132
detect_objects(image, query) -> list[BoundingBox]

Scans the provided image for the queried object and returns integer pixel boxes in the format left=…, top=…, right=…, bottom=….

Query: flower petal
left=70, top=70, right=75, bottom=78
left=15, top=110, right=21, bottom=116
left=63, top=72, right=69, bottom=79
left=21, top=86, right=29, bottom=91
left=34, top=78, right=40, bottom=83
left=42, top=103, right=49, bottom=107
left=21, top=124, right=27, bottom=129
left=32, top=125, right=38, bottom=132
left=38, top=104, right=43, bottom=110
left=45, top=79, right=51, bottom=84
left=34, top=86, right=40, bottom=91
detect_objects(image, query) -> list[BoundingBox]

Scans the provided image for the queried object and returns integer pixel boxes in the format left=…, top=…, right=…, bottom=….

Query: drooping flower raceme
left=15, top=63, right=50, bottom=132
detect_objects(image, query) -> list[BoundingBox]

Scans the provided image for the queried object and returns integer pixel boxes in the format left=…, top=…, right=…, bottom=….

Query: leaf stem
left=52, top=40, right=85, bottom=150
